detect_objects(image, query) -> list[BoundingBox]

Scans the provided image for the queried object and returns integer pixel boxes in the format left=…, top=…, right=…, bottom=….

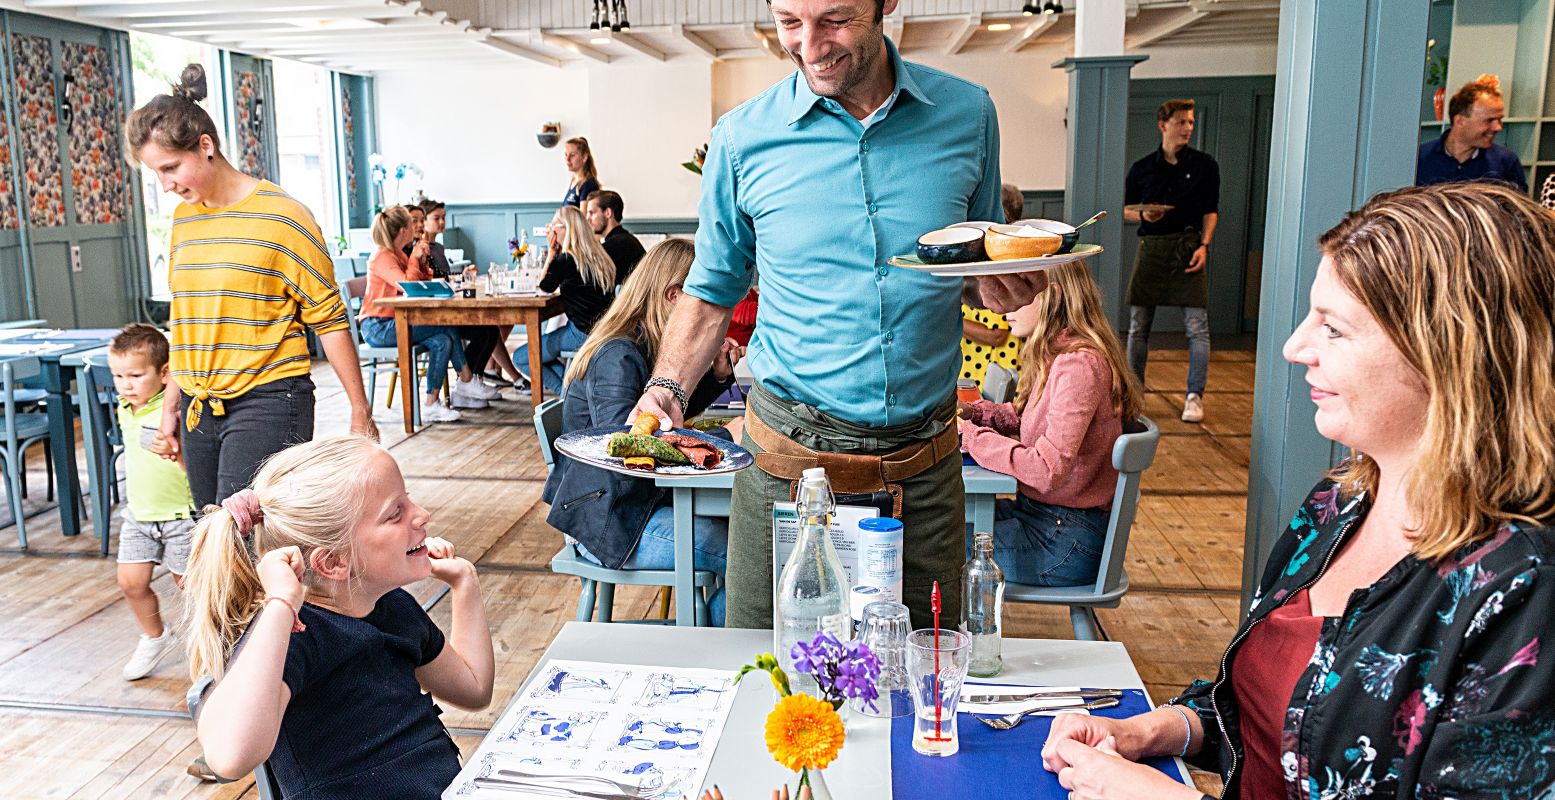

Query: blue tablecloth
left=889, top=686, right=1190, bottom=800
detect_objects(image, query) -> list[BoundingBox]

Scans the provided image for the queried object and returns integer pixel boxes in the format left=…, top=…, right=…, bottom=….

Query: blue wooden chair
left=534, top=398, right=716, bottom=625
left=1004, top=416, right=1161, bottom=640
left=187, top=677, right=283, bottom=799
left=1, top=358, right=56, bottom=550
left=77, top=352, right=125, bottom=555
left=341, top=277, right=431, bottom=427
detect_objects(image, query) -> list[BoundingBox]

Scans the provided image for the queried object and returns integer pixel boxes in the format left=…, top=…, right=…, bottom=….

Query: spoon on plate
left=1073, top=210, right=1107, bottom=231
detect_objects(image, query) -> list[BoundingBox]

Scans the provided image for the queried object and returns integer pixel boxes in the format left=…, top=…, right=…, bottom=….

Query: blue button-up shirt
left=1416, top=134, right=1527, bottom=192
left=685, top=40, right=1002, bottom=428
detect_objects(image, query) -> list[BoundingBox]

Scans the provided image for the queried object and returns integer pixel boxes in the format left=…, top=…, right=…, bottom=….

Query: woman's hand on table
left=1052, top=735, right=1201, bottom=800
left=712, top=337, right=744, bottom=381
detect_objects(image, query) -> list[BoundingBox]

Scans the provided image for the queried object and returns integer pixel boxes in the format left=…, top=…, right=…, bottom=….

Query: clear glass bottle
left=776, top=467, right=851, bottom=695
left=962, top=532, right=1005, bottom=678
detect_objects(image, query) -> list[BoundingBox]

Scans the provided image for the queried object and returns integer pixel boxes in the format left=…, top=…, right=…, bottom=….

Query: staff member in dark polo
left=1416, top=75, right=1527, bottom=192
left=626, top=0, right=1045, bottom=630
left=1123, top=98, right=1219, bottom=424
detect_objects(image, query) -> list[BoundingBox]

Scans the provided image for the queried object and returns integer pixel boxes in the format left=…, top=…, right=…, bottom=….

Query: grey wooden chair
left=1004, top=416, right=1161, bottom=640
left=340, top=277, right=431, bottom=426
left=533, top=398, right=716, bottom=625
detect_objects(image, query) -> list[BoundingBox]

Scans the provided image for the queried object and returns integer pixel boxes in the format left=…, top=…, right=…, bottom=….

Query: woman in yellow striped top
left=125, top=64, right=378, bottom=510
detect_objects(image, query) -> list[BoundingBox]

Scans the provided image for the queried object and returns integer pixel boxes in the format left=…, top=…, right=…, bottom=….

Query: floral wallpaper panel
left=235, top=70, right=269, bottom=180
left=0, top=80, right=17, bottom=230
left=11, top=34, right=65, bottom=228
left=63, top=41, right=126, bottom=225
left=342, top=84, right=357, bottom=215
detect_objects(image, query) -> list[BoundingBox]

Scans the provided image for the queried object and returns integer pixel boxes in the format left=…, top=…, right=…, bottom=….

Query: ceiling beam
left=612, top=30, right=667, bottom=61
left=1189, top=0, right=1279, bottom=10
left=475, top=33, right=562, bottom=68
left=1003, top=12, right=1058, bottom=53
left=746, top=24, right=785, bottom=60
left=1125, top=6, right=1208, bottom=49
left=943, top=13, right=981, bottom=55
left=537, top=31, right=612, bottom=63
left=73, top=0, right=383, bottom=18
left=200, top=19, right=447, bottom=42
left=128, top=5, right=422, bottom=28
left=674, top=24, right=718, bottom=60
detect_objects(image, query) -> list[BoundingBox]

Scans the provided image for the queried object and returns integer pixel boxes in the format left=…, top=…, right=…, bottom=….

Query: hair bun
left=173, top=63, right=208, bottom=103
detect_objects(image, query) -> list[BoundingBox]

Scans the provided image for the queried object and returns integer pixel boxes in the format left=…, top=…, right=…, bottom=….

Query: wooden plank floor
left=0, top=350, right=1251, bottom=797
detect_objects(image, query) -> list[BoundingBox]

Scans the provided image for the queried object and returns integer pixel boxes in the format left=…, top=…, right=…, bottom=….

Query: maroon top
left=1230, top=587, right=1326, bottom=794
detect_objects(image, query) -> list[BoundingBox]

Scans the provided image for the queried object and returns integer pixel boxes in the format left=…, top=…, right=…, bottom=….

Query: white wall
left=376, top=38, right=1276, bottom=213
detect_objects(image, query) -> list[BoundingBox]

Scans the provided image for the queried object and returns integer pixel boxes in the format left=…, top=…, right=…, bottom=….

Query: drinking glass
left=856, top=601, right=912, bottom=718
left=905, top=629, right=971, bottom=757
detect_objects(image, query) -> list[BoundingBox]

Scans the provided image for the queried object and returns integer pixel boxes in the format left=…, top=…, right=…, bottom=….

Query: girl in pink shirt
left=958, top=262, right=1143, bottom=586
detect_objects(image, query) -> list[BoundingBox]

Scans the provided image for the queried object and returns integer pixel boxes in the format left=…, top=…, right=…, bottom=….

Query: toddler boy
left=108, top=323, right=196, bottom=681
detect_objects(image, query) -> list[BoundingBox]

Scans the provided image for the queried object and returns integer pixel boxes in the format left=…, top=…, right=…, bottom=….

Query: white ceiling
left=0, top=0, right=1281, bottom=74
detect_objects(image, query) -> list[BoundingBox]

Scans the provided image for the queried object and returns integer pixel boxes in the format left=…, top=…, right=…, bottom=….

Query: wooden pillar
left=1243, top=0, right=1429, bottom=607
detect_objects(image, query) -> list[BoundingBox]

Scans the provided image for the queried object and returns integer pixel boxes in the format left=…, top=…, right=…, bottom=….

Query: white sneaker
left=1182, top=392, right=1205, bottom=423
left=449, top=387, right=489, bottom=410
left=123, top=630, right=177, bottom=681
left=460, top=378, right=502, bottom=401
left=422, top=401, right=462, bottom=423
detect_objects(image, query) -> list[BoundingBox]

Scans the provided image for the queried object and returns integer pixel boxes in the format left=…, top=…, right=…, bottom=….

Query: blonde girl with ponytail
left=957, top=261, right=1142, bottom=587
left=183, top=436, right=492, bottom=797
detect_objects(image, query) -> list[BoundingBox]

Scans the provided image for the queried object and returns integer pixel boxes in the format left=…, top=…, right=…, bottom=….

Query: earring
left=207, top=154, right=213, bottom=161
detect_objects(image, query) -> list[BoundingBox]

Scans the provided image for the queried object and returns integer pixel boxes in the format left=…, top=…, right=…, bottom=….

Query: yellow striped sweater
left=168, top=180, right=347, bottom=429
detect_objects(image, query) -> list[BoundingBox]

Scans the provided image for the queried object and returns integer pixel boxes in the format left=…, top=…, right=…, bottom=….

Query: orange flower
left=764, top=693, right=845, bottom=772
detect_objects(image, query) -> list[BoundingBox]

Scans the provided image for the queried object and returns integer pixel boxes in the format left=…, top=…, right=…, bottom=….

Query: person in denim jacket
left=1042, top=183, right=1555, bottom=798
left=542, top=239, right=739, bottom=625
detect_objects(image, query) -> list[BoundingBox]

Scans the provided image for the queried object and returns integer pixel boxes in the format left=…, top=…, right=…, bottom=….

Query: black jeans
left=456, top=325, right=502, bottom=376
left=181, top=375, right=316, bottom=510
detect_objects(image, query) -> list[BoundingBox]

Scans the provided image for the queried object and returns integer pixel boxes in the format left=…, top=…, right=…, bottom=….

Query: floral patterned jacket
left=1172, top=477, right=1555, bottom=799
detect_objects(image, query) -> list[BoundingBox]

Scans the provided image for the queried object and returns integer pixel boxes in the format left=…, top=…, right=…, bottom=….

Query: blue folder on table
left=890, top=686, right=1191, bottom=799
left=398, top=280, right=453, bottom=298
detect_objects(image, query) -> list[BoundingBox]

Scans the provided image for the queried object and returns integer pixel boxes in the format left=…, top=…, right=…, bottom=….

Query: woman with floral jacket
left=1041, top=182, right=1555, bottom=799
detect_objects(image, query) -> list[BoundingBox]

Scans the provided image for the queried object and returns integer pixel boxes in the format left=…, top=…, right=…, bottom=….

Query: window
left=129, top=32, right=226, bottom=300
left=272, top=58, right=342, bottom=249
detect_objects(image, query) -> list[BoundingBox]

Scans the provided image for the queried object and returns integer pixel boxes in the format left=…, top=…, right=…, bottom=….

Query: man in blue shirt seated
left=1417, top=76, right=1527, bottom=193
left=631, top=0, right=1046, bottom=630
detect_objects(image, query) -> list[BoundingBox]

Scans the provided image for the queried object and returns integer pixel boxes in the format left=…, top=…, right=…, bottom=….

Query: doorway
left=1123, top=76, right=1276, bottom=337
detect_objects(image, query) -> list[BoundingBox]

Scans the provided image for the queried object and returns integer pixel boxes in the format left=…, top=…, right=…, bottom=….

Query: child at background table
left=958, top=262, right=1141, bottom=586
left=183, top=437, right=493, bottom=797
left=109, top=323, right=196, bottom=681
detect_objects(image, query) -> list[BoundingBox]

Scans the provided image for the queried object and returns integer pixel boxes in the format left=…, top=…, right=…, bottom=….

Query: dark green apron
left=1125, top=228, right=1206, bottom=308
left=725, top=384, right=965, bottom=631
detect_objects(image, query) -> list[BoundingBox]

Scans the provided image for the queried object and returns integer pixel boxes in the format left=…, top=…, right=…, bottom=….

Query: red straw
left=929, top=581, right=948, bottom=740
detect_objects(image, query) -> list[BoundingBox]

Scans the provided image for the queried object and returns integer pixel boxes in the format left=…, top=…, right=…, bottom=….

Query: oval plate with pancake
left=888, top=243, right=1104, bottom=277
left=1123, top=203, right=1175, bottom=215
left=554, top=425, right=754, bottom=479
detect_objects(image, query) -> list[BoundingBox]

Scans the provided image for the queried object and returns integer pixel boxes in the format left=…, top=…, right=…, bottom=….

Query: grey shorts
left=117, top=510, right=195, bottom=575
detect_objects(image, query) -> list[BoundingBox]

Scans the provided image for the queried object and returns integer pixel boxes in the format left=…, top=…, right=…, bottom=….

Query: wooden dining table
left=372, top=294, right=566, bottom=432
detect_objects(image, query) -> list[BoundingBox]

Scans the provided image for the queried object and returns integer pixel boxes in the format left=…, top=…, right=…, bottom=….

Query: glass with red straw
left=906, top=581, right=971, bottom=756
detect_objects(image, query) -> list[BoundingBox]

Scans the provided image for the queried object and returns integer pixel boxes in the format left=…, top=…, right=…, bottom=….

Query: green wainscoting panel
left=1244, top=0, right=1429, bottom=608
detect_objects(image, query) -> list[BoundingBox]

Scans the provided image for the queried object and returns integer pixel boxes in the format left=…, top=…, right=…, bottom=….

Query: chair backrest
left=1089, top=415, right=1161, bottom=596
left=339, top=277, right=368, bottom=345
left=2, top=357, right=42, bottom=442
left=981, top=362, right=1017, bottom=404
left=533, top=396, right=565, bottom=472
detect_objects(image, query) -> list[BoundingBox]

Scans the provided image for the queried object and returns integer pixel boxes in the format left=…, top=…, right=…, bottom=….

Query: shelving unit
left=1420, top=0, right=1555, bottom=195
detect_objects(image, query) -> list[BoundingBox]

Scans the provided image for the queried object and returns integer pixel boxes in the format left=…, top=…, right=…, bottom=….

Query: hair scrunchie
left=222, top=489, right=263, bottom=537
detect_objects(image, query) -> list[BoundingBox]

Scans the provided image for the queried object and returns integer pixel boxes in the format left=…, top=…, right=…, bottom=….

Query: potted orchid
left=735, top=632, right=881, bottom=800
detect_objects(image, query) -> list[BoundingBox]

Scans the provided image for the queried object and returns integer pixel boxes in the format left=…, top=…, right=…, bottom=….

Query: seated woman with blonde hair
left=1044, top=182, right=1555, bottom=798
left=542, top=238, right=740, bottom=625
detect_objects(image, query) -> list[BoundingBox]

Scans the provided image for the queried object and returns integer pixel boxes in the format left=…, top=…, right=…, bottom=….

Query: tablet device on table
left=398, top=280, right=454, bottom=298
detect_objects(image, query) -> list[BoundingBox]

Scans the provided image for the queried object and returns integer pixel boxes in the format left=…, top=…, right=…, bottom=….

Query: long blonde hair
left=566, top=136, right=598, bottom=183
left=553, top=205, right=615, bottom=292
left=564, top=238, right=695, bottom=385
left=1011, top=261, right=1141, bottom=422
left=1320, top=183, right=1555, bottom=561
left=182, top=437, right=382, bottom=681
left=372, top=205, right=411, bottom=251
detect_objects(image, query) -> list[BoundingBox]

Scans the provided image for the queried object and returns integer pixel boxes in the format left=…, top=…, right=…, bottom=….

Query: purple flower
left=790, top=631, right=882, bottom=711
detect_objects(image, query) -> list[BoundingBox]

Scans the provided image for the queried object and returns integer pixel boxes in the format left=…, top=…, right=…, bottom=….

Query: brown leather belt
left=745, top=404, right=961, bottom=496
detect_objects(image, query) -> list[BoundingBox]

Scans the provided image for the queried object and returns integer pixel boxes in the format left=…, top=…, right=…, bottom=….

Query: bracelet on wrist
left=262, top=595, right=308, bottom=633
left=1159, top=703, right=1192, bottom=758
left=646, top=376, right=689, bottom=413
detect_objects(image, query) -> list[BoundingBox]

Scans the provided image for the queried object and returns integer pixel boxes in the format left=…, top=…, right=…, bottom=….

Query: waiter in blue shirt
left=1417, top=77, right=1527, bottom=193
left=629, top=0, right=1045, bottom=629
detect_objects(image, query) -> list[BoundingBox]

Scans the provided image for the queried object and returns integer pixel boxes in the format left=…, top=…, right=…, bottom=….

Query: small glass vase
left=794, top=767, right=832, bottom=800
